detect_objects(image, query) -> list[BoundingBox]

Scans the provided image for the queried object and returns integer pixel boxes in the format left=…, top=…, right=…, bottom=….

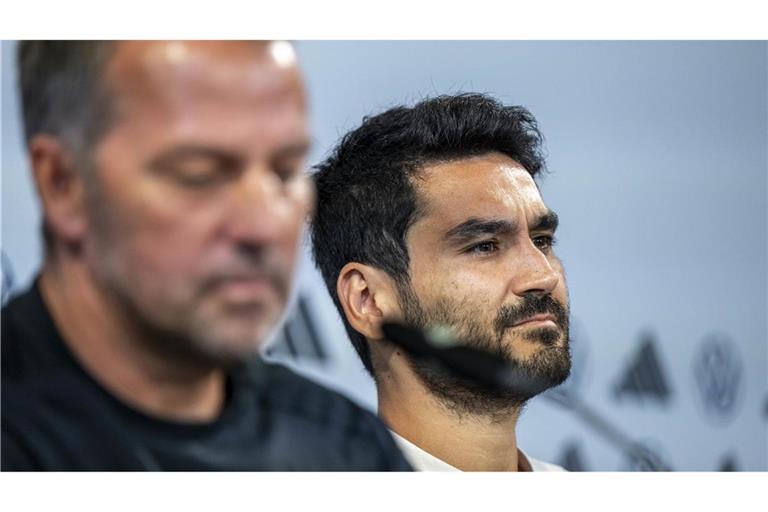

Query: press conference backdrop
left=2, top=41, right=766, bottom=471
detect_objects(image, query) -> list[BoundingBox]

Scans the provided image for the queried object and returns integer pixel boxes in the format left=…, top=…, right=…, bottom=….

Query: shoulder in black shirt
left=1, top=282, right=411, bottom=471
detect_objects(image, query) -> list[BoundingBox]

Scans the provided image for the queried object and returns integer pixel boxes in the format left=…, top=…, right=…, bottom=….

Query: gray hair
left=18, top=41, right=116, bottom=165
left=18, top=41, right=117, bottom=252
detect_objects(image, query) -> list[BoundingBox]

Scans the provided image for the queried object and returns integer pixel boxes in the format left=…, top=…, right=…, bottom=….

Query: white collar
left=390, top=431, right=460, bottom=471
left=389, top=430, right=565, bottom=472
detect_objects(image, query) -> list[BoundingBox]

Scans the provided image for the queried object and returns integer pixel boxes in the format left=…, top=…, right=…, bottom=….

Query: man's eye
left=273, top=165, right=302, bottom=183
left=467, top=240, right=499, bottom=255
left=150, top=160, right=229, bottom=188
left=533, top=235, right=556, bottom=252
left=171, top=169, right=225, bottom=187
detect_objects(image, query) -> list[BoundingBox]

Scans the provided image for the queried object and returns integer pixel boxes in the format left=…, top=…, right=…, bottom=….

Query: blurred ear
left=28, top=135, right=89, bottom=249
left=336, top=262, right=401, bottom=342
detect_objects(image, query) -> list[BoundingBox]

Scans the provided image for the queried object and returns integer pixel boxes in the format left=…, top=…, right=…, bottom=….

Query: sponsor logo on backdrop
left=545, top=323, right=672, bottom=471
left=718, top=452, right=739, bottom=471
left=613, top=331, right=672, bottom=405
left=620, top=439, right=671, bottom=472
left=557, top=440, right=588, bottom=472
left=265, top=295, right=327, bottom=362
left=693, top=332, right=743, bottom=425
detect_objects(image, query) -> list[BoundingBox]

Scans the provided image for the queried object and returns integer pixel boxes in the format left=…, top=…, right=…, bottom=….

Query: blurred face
left=82, top=41, right=312, bottom=364
left=399, top=153, right=570, bottom=413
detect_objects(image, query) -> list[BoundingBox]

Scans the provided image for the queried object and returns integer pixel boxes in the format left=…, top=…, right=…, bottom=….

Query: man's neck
left=377, top=359, right=523, bottom=471
left=40, top=259, right=226, bottom=423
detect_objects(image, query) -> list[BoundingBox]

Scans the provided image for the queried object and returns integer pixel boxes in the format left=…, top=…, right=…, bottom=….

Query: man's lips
left=511, top=313, right=558, bottom=328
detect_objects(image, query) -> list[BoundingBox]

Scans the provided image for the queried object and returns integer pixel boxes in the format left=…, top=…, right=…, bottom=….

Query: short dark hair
left=17, top=41, right=116, bottom=161
left=310, top=93, right=547, bottom=375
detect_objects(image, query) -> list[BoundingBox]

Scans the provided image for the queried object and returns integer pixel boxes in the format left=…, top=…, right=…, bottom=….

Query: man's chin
left=195, top=299, right=281, bottom=341
left=209, top=325, right=270, bottom=351
left=175, top=314, right=277, bottom=367
left=517, top=341, right=572, bottom=389
left=184, top=336, right=262, bottom=368
left=514, top=325, right=563, bottom=346
left=406, top=347, right=570, bottom=419
left=471, top=331, right=572, bottom=396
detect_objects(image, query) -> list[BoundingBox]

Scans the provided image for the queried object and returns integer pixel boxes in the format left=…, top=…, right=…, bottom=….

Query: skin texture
left=338, top=152, right=570, bottom=470
left=404, top=152, right=568, bottom=365
left=32, top=41, right=312, bottom=421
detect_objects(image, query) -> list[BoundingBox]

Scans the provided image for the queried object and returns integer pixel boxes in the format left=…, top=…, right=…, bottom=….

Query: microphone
left=381, top=322, right=551, bottom=396
left=382, top=322, right=671, bottom=470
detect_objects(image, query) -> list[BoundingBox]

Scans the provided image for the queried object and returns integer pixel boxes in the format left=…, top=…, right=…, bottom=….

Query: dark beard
left=396, top=281, right=571, bottom=419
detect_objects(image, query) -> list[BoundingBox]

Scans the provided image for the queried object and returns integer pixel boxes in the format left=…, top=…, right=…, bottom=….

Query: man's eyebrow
left=272, top=139, right=312, bottom=160
left=147, top=145, right=241, bottom=169
left=444, top=218, right=519, bottom=243
left=531, top=209, right=559, bottom=232
left=146, top=140, right=311, bottom=171
left=443, top=210, right=558, bottom=243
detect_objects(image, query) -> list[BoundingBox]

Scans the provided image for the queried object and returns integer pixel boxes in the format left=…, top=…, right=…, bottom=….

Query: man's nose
left=508, top=240, right=560, bottom=297
left=224, top=167, right=292, bottom=245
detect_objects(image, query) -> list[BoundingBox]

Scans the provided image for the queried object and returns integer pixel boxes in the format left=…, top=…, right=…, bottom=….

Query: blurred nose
left=509, top=239, right=560, bottom=297
left=224, top=166, right=295, bottom=248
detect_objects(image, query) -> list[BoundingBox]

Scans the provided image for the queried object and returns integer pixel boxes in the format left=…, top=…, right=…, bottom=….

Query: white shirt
left=390, top=431, right=566, bottom=472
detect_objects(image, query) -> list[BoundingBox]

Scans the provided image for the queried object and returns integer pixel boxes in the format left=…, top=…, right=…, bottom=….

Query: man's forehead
left=98, top=41, right=309, bottom=152
left=105, top=41, right=306, bottom=112
left=415, top=153, right=548, bottom=219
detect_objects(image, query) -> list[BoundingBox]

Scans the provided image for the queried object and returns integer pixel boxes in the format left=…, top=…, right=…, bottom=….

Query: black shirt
left=1, top=282, right=411, bottom=471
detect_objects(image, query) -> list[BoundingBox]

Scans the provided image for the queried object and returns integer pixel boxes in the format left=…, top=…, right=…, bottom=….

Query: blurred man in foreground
left=1, top=41, right=411, bottom=471
left=311, top=94, right=570, bottom=471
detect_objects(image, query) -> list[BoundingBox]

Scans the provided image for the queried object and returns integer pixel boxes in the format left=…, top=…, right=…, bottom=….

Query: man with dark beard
left=311, top=93, right=571, bottom=471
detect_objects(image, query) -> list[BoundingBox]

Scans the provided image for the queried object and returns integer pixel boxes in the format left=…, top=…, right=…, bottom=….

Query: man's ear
left=337, top=262, right=401, bottom=342
left=28, top=135, right=89, bottom=248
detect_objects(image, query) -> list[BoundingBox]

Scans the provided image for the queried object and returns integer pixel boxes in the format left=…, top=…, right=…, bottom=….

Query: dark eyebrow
left=444, top=218, right=519, bottom=243
left=531, top=209, right=559, bottom=232
left=444, top=210, right=558, bottom=244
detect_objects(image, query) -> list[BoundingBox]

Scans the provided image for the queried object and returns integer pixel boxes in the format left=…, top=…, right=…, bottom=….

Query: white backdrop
left=2, top=41, right=766, bottom=470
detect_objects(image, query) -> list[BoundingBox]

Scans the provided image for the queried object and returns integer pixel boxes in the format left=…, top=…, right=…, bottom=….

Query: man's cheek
left=125, top=244, right=199, bottom=298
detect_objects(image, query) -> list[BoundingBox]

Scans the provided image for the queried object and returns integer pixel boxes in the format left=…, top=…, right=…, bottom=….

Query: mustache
left=493, top=294, right=569, bottom=334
